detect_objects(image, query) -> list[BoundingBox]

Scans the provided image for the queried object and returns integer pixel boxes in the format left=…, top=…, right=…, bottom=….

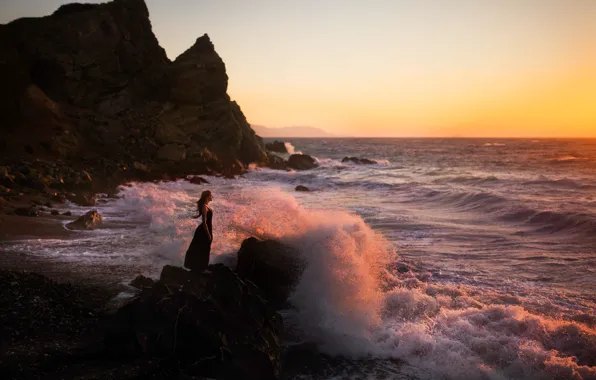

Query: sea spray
left=369, top=275, right=596, bottom=380
left=285, top=141, right=302, bottom=155
left=114, top=184, right=396, bottom=354
left=204, top=189, right=396, bottom=354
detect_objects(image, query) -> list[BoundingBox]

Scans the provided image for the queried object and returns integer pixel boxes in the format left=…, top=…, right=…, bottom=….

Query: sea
left=3, top=138, right=596, bottom=380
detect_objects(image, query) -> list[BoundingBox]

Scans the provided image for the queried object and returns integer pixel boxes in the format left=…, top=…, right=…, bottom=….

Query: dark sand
left=0, top=214, right=76, bottom=241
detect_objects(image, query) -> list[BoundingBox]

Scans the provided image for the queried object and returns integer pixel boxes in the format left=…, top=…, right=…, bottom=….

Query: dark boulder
left=50, top=209, right=59, bottom=215
left=52, top=193, right=67, bottom=204
left=295, top=185, right=309, bottom=192
left=62, top=211, right=72, bottom=216
left=397, top=263, right=410, bottom=273
left=342, top=156, right=377, bottom=165
left=66, top=192, right=96, bottom=207
left=129, top=275, right=155, bottom=290
left=265, top=141, right=288, bottom=154
left=267, top=154, right=287, bottom=170
left=287, top=154, right=318, bottom=171
left=0, top=166, right=15, bottom=187
left=14, top=207, right=40, bottom=217
left=236, top=237, right=305, bottom=307
left=65, top=210, right=102, bottom=230
left=186, top=175, right=209, bottom=185
left=104, top=264, right=283, bottom=380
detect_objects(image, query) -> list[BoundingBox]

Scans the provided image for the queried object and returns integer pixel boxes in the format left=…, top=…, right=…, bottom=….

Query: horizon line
left=258, top=136, right=596, bottom=139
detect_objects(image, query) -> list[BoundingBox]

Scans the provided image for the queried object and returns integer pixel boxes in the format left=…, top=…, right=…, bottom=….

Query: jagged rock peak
left=174, top=33, right=218, bottom=61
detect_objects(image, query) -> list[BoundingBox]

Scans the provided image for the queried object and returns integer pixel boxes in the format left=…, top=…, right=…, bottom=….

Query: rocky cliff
left=0, top=0, right=267, bottom=201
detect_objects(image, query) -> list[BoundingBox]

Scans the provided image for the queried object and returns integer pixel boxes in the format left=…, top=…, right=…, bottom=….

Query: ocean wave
left=375, top=282, right=596, bottom=380
left=408, top=187, right=596, bottom=237
left=340, top=158, right=392, bottom=166
left=248, top=166, right=409, bottom=192
left=503, top=209, right=596, bottom=236
left=549, top=155, right=592, bottom=164
left=482, top=142, right=506, bottom=147
left=419, top=188, right=509, bottom=212
left=552, top=155, right=579, bottom=161
left=524, top=176, right=594, bottom=190
left=432, top=175, right=500, bottom=185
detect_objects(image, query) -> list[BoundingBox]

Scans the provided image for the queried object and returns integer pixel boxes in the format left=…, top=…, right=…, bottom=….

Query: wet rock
left=267, top=155, right=287, bottom=170
left=265, top=141, right=287, bottom=153
left=50, top=210, right=59, bottom=215
left=236, top=237, right=305, bottom=307
left=287, top=154, right=318, bottom=171
left=51, top=193, right=67, bottom=204
left=342, top=156, right=377, bottom=165
left=132, top=161, right=150, bottom=173
left=66, top=192, right=96, bottom=207
left=62, top=211, right=72, bottom=216
left=65, top=210, right=102, bottom=230
left=129, top=275, right=155, bottom=290
left=105, top=264, right=282, bottom=380
left=295, top=185, right=309, bottom=192
left=14, top=207, right=40, bottom=217
left=397, top=263, right=410, bottom=273
left=0, top=166, right=15, bottom=186
left=187, top=176, right=210, bottom=185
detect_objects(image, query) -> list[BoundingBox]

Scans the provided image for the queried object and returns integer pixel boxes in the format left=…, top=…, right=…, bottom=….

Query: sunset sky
left=2, top=0, right=596, bottom=137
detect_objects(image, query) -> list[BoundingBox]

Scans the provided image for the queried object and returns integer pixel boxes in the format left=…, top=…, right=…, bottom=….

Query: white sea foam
left=285, top=141, right=302, bottom=155
left=482, top=143, right=506, bottom=147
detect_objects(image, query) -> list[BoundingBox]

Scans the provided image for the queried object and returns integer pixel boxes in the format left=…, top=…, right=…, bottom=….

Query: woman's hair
left=196, top=190, right=212, bottom=216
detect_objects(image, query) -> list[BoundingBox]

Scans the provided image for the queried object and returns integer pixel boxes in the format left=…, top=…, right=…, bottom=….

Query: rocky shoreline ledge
left=0, top=237, right=303, bottom=380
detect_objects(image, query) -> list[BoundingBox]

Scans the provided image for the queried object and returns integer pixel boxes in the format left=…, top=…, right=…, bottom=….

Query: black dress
left=184, top=207, right=212, bottom=271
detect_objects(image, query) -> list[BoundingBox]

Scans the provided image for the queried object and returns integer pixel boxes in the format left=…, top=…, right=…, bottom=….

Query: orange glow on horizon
left=232, top=62, right=596, bottom=138
left=228, top=28, right=596, bottom=138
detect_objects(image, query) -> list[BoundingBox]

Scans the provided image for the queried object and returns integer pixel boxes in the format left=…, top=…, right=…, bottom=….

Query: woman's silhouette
left=184, top=190, right=213, bottom=272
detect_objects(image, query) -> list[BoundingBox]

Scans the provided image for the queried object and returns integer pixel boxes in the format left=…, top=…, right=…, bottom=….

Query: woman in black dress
left=184, top=190, right=213, bottom=272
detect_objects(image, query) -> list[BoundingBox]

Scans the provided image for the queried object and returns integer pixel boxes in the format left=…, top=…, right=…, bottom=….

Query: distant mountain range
left=251, top=125, right=334, bottom=138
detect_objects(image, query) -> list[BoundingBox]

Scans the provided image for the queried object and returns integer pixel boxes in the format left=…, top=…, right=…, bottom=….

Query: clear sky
left=2, top=0, right=596, bottom=137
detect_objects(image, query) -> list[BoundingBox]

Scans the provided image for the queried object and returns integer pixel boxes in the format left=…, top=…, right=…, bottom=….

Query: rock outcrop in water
left=0, top=0, right=268, bottom=210
left=342, top=156, right=377, bottom=165
left=265, top=140, right=288, bottom=153
left=105, top=264, right=283, bottom=380
left=236, top=237, right=305, bottom=307
left=65, top=210, right=102, bottom=230
left=287, top=154, right=318, bottom=170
